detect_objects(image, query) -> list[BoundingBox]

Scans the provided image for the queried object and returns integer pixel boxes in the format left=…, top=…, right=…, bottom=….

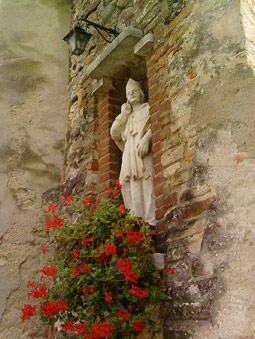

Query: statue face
left=127, top=87, right=143, bottom=105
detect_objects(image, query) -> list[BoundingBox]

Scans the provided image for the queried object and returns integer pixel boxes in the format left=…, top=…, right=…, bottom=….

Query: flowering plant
left=22, top=181, right=171, bottom=338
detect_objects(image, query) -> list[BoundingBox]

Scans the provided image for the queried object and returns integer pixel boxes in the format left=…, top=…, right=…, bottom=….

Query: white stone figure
left=110, top=79, right=156, bottom=225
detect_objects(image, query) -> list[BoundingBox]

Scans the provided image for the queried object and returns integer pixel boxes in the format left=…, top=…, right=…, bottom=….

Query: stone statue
left=110, top=79, right=156, bottom=225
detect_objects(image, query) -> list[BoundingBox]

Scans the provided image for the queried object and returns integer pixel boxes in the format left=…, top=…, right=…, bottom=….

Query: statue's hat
left=126, top=78, right=143, bottom=94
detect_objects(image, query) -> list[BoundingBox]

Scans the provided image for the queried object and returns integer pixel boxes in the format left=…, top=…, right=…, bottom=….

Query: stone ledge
left=86, top=27, right=144, bottom=80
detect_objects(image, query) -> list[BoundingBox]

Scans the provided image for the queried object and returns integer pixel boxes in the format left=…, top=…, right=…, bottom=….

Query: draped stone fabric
left=110, top=80, right=156, bottom=225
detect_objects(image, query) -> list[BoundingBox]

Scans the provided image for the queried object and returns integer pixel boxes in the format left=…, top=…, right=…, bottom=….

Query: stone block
left=86, top=27, right=143, bottom=80
left=152, top=253, right=166, bottom=270
left=161, top=146, right=184, bottom=167
left=134, top=33, right=154, bottom=56
left=92, top=77, right=114, bottom=97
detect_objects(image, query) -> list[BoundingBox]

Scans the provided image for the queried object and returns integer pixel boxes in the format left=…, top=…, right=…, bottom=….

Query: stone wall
left=0, top=0, right=70, bottom=338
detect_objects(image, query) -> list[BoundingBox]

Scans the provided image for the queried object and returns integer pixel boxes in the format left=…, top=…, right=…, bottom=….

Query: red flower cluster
left=72, top=249, right=79, bottom=260
left=81, top=237, right=94, bottom=246
left=81, top=262, right=91, bottom=274
left=127, top=231, right=144, bottom=244
left=83, top=286, right=94, bottom=294
left=132, top=320, right=144, bottom=333
left=118, top=205, right=125, bottom=213
left=161, top=267, right=175, bottom=275
left=82, top=197, right=92, bottom=206
left=48, top=203, right=57, bottom=212
left=27, top=281, right=36, bottom=288
left=45, top=215, right=64, bottom=231
left=117, top=259, right=139, bottom=284
left=104, top=244, right=116, bottom=256
left=28, top=284, right=47, bottom=299
left=41, top=247, right=48, bottom=254
left=116, top=229, right=123, bottom=238
left=129, top=285, right=148, bottom=300
left=117, top=310, right=130, bottom=320
left=40, top=299, right=68, bottom=317
left=89, top=321, right=113, bottom=338
left=73, top=265, right=80, bottom=276
left=61, top=321, right=88, bottom=338
left=115, top=179, right=122, bottom=190
left=61, top=196, right=72, bottom=205
left=95, top=248, right=107, bottom=264
left=21, top=304, right=36, bottom=322
left=104, top=292, right=112, bottom=302
left=40, top=265, right=57, bottom=277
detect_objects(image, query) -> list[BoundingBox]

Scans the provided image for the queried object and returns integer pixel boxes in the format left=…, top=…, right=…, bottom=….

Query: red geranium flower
left=28, top=284, right=48, bottom=299
left=127, top=231, right=144, bottom=244
left=118, top=204, right=125, bottom=213
left=82, top=197, right=92, bottom=205
left=48, top=203, right=57, bottom=212
left=45, top=215, right=64, bottom=231
left=116, top=229, right=123, bottom=238
left=133, top=320, right=144, bottom=333
left=40, top=266, right=57, bottom=277
left=117, top=310, right=130, bottom=320
left=104, top=292, right=112, bottom=302
left=72, top=265, right=80, bottom=276
left=41, top=247, right=48, bottom=254
left=21, top=304, right=36, bottom=322
left=129, top=285, right=148, bottom=300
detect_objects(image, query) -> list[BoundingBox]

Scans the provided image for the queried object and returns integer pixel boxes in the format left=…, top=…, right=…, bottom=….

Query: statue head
left=126, top=79, right=145, bottom=105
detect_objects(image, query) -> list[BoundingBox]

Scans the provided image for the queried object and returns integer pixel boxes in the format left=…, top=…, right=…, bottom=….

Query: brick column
left=97, top=91, right=122, bottom=198
left=147, top=50, right=178, bottom=230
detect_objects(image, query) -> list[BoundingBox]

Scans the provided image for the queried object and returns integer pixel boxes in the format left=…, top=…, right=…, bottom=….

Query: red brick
left=100, top=171, right=116, bottom=183
left=100, top=129, right=111, bottom=140
left=156, top=57, right=166, bottom=71
left=155, top=206, right=166, bottom=220
left=149, top=104, right=159, bottom=116
left=148, top=84, right=159, bottom=97
left=98, top=144, right=116, bottom=158
left=160, top=100, right=170, bottom=113
left=153, top=152, right=162, bottom=165
left=154, top=42, right=170, bottom=62
left=155, top=183, right=164, bottom=196
left=152, top=142, right=161, bottom=154
left=154, top=162, right=163, bottom=174
left=156, top=195, right=165, bottom=208
left=150, top=112, right=160, bottom=124
left=90, top=161, right=98, bottom=171
left=99, top=162, right=112, bottom=174
left=99, top=138, right=116, bottom=149
left=151, top=131, right=161, bottom=144
left=164, top=192, right=177, bottom=208
left=156, top=219, right=166, bottom=232
left=151, top=122, right=161, bottom=134
left=149, top=93, right=159, bottom=106
left=147, top=64, right=157, bottom=78
left=154, top=173, right=165, bottom=186
left=98, top=112, right=114, bottom=124
left=180, top=198, right=215, bottom=219
left=148, top=74, right=157, bottom=87
left=98, top=120, right=112, bottom=133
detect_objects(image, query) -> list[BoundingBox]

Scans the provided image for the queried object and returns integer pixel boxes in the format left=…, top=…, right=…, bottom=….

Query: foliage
left=21, top=181, right=172, bottom=339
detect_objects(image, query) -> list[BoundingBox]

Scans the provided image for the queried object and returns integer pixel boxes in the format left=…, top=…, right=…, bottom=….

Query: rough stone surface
left=0, top=0, right=70, bottom=337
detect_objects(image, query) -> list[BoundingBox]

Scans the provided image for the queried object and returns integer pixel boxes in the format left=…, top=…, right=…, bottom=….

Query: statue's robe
left=110, top=103, right=156, bottom=225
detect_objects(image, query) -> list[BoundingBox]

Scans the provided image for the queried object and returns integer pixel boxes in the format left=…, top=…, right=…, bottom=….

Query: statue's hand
left=137, top=138, right=150, bottom=158
left=121, top=103, right=132, bottom=116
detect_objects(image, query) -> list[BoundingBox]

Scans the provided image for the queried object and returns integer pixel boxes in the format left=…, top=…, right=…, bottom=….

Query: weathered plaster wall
left=63, top=0, right=255, bottom=338
left=0, top=0, right=70, bottom=337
